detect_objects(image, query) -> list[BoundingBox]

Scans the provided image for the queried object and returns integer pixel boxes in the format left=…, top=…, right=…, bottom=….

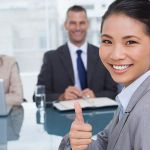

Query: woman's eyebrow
left=101, top=34, right=113, bottom=39
left=122, top=35, right=141, bottom=40
left=101, top=34, right=141, bottom=40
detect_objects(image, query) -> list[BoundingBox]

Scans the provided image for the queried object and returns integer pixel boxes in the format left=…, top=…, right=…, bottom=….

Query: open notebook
left=53, top=97, right=118, bottom=111
left=0, top=79, right=12, bottom=116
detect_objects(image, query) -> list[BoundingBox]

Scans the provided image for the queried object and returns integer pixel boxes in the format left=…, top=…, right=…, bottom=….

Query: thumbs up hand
left=69, top=102, right=92, bottom=150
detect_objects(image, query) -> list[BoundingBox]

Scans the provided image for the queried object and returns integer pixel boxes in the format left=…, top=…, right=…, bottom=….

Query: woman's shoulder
left=0, top=55, right=16, bottom=65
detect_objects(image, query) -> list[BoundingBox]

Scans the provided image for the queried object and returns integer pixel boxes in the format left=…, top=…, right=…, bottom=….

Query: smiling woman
left=59, top=0, right=150, bottom=150
left=99, top=13, right=150, bottom=87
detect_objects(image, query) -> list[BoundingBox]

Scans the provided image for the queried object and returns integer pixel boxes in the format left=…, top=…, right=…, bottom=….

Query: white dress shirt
left=117, top=70, right=150, bottom=115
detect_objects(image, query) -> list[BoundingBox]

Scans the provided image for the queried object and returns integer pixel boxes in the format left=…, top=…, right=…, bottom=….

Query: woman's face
left=99, top=13, right=150, bottom=87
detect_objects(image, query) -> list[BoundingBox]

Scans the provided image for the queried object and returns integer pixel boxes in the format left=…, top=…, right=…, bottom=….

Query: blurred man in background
left=34, top=5, right=117, bottom=104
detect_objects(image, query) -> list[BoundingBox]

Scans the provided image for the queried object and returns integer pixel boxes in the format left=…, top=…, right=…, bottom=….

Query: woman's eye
left=126, top=40, right=137, bottom=45
left=101, top=40, right=112, bottom=44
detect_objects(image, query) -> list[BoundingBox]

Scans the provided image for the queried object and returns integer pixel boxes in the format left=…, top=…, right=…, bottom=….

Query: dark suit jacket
left=35, top=43, right=117, bottom=102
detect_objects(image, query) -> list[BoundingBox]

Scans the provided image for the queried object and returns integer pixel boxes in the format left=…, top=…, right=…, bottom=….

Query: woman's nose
left=110, top=45, right=126, bottom=60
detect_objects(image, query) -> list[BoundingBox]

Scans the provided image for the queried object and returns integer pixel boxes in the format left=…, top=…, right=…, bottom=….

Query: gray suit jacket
left=59, top=75, right=150, bottom=150
left=35, top=43, right=117, bottom=102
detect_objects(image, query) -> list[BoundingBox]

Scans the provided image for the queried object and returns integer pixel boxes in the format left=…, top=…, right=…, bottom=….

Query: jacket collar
left=108, top=76, right=150, bottom=150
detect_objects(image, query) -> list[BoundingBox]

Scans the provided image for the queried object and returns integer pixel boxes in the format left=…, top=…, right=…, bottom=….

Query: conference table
left=0, top=102, right=117, bottom=150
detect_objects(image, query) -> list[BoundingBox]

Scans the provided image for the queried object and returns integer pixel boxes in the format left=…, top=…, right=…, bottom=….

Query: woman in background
left=59, top=0, right=150, bottom=149
left=0, top=55, right=23, bottom=106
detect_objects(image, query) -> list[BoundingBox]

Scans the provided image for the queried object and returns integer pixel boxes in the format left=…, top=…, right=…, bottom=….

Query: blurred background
left=0, top=0, right=114, bottom=101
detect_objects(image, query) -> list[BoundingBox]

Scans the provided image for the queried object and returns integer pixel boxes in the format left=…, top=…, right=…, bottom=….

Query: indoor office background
left=0, top=0, right=114, bottom=102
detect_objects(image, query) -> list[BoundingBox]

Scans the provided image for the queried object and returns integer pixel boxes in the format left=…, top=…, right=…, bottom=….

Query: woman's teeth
left=113, top=65, right=129, bottom=70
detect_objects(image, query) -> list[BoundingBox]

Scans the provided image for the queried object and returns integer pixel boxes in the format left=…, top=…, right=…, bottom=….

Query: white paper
left=53, top=97, right=118, bottom=111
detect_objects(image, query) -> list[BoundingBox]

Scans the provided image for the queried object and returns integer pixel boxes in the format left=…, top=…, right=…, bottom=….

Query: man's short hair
left=67, top=5, right=87, bottom=15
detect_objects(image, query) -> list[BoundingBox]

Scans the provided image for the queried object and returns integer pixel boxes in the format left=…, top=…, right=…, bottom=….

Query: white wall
left=20, top=72, right=38, bottom=102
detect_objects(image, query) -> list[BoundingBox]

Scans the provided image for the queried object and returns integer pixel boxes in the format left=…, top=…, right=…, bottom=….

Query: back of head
left=101, top=0, right=150, bottom=36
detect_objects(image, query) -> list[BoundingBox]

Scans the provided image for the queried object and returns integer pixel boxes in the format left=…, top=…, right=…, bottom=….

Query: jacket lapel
left=125, top=76, right=150, bottom=113
left=107, top=112, right=130, bottom=150
left=87, top=44, right=99, bottom=85
left=59, top=44, right=74, bottom=83
left=108, top=76, right=150, bottom=150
